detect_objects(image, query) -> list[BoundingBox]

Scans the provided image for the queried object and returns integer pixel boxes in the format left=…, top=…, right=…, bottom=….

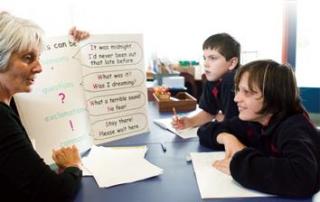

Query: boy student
left=198, top=60, right=320, bottom=197
left=172, top=33, right=240, bottom=129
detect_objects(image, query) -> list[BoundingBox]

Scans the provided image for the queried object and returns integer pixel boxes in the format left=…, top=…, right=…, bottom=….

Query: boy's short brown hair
left=203, top=33, right=240, bottom=68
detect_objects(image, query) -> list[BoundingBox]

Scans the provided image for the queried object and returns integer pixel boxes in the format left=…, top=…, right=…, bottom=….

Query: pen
left=161, top=143, right=167, bottom=152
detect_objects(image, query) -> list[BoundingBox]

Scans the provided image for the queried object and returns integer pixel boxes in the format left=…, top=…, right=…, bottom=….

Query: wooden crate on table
left=153, top=92, right=196, bottom=112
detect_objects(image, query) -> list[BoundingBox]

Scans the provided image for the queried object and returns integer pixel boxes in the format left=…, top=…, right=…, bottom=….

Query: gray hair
left=0, top=12, right=44, bottom=71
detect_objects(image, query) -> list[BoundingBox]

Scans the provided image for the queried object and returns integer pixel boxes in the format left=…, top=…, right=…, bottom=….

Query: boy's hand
left=171, top=115, right=187, bottom=130
left=171, top=116, right=190, bottom=130
left=215, top=111, right=225, bottom=122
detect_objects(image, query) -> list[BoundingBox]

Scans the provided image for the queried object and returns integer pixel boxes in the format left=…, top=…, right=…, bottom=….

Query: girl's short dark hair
left=234, top=60, right=304, bottom=120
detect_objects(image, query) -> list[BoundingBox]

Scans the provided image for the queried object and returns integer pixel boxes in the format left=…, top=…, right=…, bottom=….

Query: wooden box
left=153, top=92, right=197, bottom=112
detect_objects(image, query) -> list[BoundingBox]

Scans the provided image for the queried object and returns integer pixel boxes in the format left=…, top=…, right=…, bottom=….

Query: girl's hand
left=213, top=133, right=246, bottom=174
left=212, top=157, right=231, bottom=175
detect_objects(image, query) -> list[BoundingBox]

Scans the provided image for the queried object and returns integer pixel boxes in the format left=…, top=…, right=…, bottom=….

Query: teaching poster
left=14, top=34, right=149, bottom=164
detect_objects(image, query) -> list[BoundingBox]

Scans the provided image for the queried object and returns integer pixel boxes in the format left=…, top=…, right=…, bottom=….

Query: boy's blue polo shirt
left=199, top=70, right=239, bottom=119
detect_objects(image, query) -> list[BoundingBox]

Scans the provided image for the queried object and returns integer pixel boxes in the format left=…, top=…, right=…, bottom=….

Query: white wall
left=2, top=0, right=283, bottom=66
left=296, top=0, right=320, bottom=87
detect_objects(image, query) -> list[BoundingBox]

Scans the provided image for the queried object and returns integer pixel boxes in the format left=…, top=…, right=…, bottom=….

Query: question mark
left=58, top=92, right=66, bottom=103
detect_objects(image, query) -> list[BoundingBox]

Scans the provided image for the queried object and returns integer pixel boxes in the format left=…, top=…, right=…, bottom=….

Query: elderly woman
left=0, top=12, right=89, bottom=202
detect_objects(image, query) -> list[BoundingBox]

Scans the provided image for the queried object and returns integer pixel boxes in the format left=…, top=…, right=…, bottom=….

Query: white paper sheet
left=82, top=145, right=148, bottom=176
left=190, top=152, right=270, bottom=199
left=153, top=118, right=198, bottom=139
left=82, top=145, right=163, bottom=187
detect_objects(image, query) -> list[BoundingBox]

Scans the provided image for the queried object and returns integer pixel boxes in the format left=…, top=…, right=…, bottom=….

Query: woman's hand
left=69, top=26, right=90, bottom=42
left=52, top=145, right=81, bottom=169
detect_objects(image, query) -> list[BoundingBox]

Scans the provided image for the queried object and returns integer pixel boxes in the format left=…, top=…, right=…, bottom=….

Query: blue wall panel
left=300, top=87, right=320, bottom=113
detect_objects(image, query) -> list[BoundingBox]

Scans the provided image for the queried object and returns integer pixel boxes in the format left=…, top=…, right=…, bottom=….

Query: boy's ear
left=228, top=57, right=239, bottom=70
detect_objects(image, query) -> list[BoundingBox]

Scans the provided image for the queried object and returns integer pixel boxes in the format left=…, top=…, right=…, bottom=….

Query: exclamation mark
left=69, top=120, right=74, bottom=131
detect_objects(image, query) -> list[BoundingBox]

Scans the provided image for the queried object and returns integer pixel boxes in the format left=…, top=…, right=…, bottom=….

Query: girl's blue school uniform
left=198, top=112, right=320, bottom=197
left=199, top=70, right=238, bottom=119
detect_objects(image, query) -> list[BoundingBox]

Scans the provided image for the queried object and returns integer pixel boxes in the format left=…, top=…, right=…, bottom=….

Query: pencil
left=172, top=107, right=181, bottom=127
left=172, top=107, right=177, bottom=118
